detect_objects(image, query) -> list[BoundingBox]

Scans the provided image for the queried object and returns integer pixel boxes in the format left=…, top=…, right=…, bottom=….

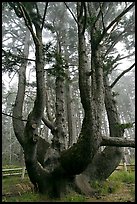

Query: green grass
left=3, top=192, right=40, bottom=202
left=2, top=171, right=135, bottom=202
left=109, top=170, right=135, bottom=183
left=63, top=192, right=87, bottom=202
left=91, top=179, right=123, bottom=195
left=2, top=175, right=87, bottom=202
left=90, top=171, right=135, bottom=196
left=3, top=191, right=87, bottom=202
left=2, top=176, right=30, bottom=191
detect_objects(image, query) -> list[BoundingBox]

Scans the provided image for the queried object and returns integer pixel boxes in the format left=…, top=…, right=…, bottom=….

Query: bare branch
left=82, top=2, right=87, bottom=35
left=99, top=2, right=105, bottom=31
left=118, top=53, right=135, bottom=61
left=41, top=2, right=48, bottom=30
left=18, top=2, right=40, bottom=45
left=99, top=2, right=135, bottom=44
left=110, top=63, right=135, bottom=88
left=2, top=48, right=35, bottom=62
left=64, top=2, right=78, bottom=25
left=2, top=112, right=27, bottom=122
left=104, top=30, right=125, bottom=57
left=106, top=3, right=134, bottom=33
left=42, top=116, right=55, bottom=132
left=101, top=136, right=135, bottom=148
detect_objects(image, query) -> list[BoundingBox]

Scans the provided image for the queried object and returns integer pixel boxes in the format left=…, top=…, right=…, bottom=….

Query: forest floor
left=2, top=171, right=135, bottom=202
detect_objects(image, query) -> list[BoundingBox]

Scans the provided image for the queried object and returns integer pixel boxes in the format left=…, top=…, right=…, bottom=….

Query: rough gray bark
left=101, top=136, right=135, bottom=148
left=53, top=74, right=67, bottom=151
left=81, top=76, right=124, bottom=181
left=12, top=29, right=30, bottom=147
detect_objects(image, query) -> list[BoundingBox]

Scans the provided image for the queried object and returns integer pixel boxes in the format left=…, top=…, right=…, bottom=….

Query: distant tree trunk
left=65, top=66, right=77, bottom=147
left=52, top=54, right=67, bottom=151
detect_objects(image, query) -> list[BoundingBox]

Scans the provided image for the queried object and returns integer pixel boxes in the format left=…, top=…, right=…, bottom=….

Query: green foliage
left=46, top=51, right=68, bottom=79
left=103, top=54, right=120, bottom=75
left=22, top=2, right=35, bottom=12
left=115, top=122, right=134, bottom=130
left=112, top=91, right=119, bottom=97
left=9, top=2, right=42, bottom=28
left=2, top=49, right=22, bottom=73
left=86, top=16, right=96, bottom=27
left=43, top=42, right=52, bottom=53
left=120, top=123, right=134, bottom=129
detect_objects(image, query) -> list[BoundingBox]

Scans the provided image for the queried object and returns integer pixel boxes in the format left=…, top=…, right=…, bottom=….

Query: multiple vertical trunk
left=11, top=2, right=134, bottom=198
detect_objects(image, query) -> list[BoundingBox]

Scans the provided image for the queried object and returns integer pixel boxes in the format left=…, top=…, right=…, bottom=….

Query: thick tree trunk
left=82, top=76, right=124, bottom=181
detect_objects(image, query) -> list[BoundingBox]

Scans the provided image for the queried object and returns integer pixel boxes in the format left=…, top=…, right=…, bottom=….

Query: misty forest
left=2, top=2, right=135, bottom=201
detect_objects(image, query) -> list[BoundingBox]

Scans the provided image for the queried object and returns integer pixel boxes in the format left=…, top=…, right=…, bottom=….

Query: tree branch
left=92, top=2, right=105, bottom=28
left=110, top=63, right=135, bottom=88
left=106, top=3, right=134, bottom=32
left=101, top=136, right=135, bottom=148
left=104, top=30, right=125, bottom=57
left=2, top=112, right=27, bottom=122
left=2, top=48, right=35, bottom=62
left=64, top=2, right=78, bottom=25
left=99, top=2, right=105, bottom=32
left=41, top=2, right=48, bottom=30
left=117, top=53, right=135, bottom=61
left=18, top=2, right=40, bottom=45
left=99, top=2, right=135, bottom=44
left=82, top=2, right=87, bottom=35
left=42, top=116, right=56, bottom=132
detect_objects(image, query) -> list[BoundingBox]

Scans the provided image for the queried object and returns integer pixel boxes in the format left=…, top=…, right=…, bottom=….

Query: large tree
left=2, top=2, right=135, bottom=198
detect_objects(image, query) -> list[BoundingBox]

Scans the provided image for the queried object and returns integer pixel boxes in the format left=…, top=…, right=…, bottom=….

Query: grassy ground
left=2, top=170, right=135, bottom=202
